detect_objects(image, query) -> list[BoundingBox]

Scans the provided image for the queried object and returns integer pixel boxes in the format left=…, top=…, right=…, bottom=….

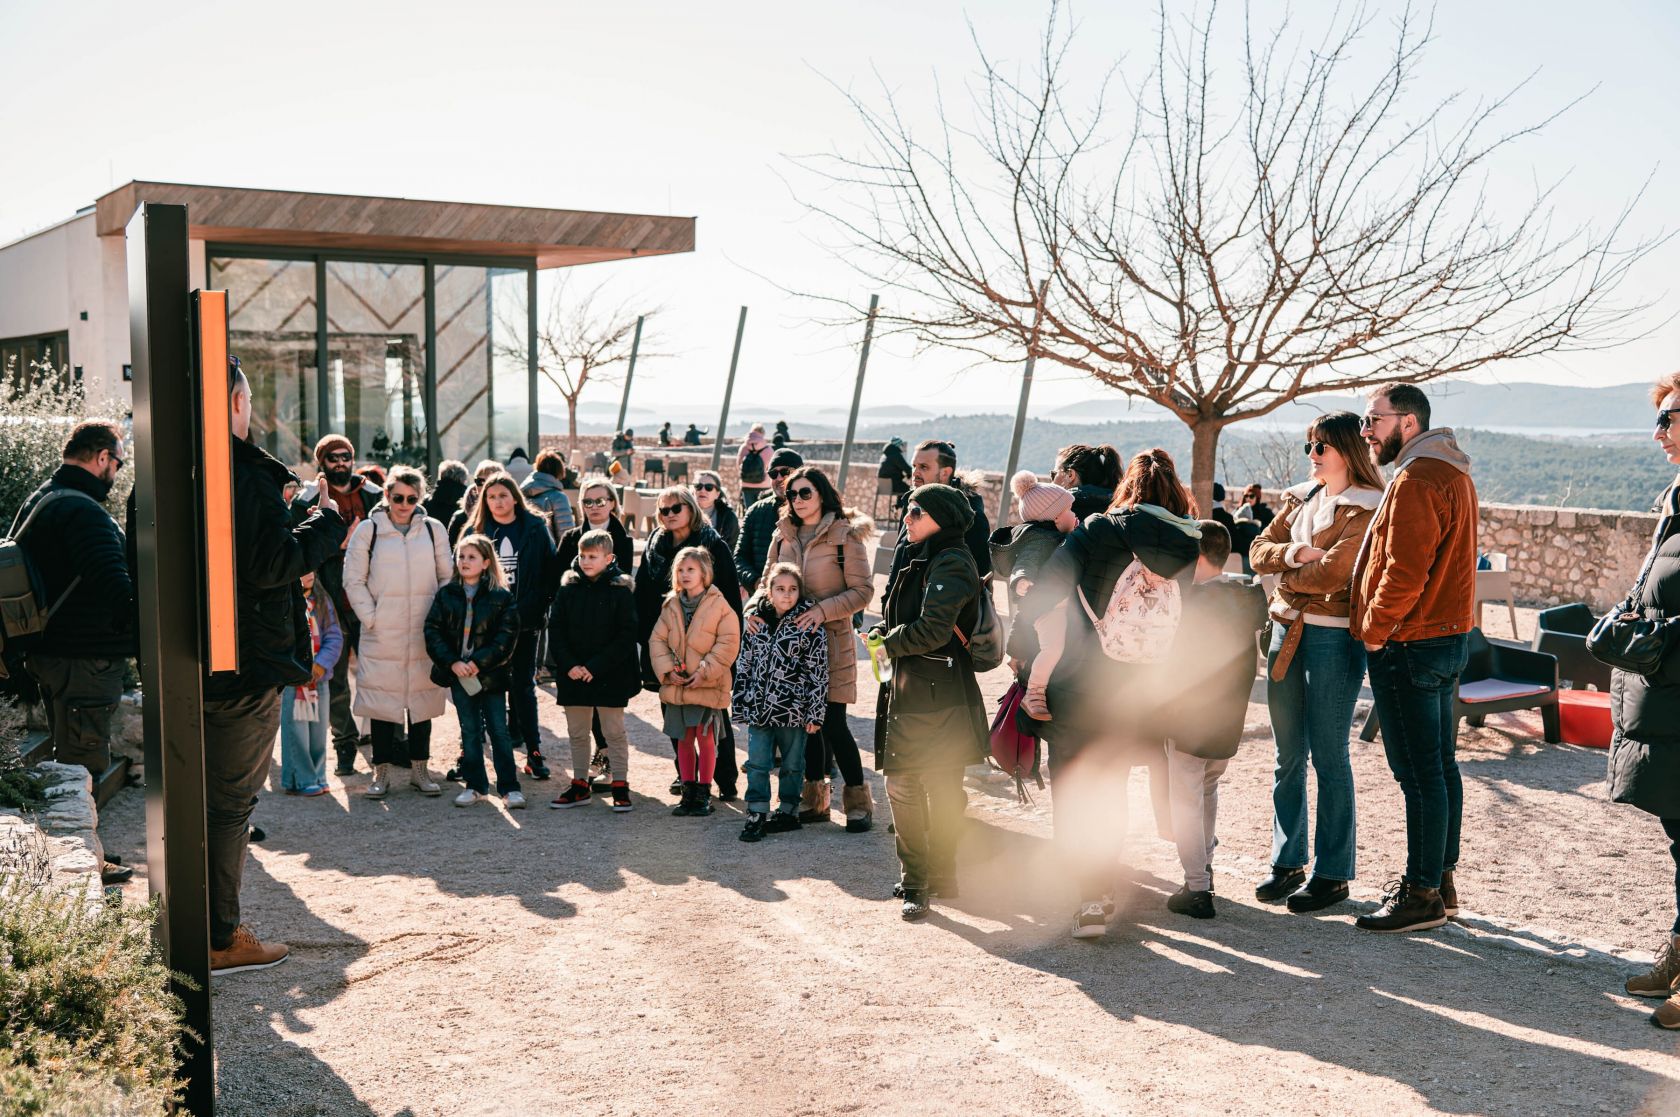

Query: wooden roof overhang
left=95, top=181, right=695, bottom=268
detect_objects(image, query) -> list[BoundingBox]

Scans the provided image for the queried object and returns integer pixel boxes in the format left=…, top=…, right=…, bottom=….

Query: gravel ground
left=98, top=597, right=1680, bottom=1115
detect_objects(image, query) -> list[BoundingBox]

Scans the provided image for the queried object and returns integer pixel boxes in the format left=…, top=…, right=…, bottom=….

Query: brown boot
left=1354, top=879, right=1447, bottom=934
left=1654, top=991, right=1680, bottom=1030
left=798, top=779, right=832, bottom=823
left=1627, top=937, right=1680, bottom=999
left=842, top=783, right=874, bottom=833
left=210, top=925, right=289, bottom=975
left=1439, top=869, right=1459, bottom=917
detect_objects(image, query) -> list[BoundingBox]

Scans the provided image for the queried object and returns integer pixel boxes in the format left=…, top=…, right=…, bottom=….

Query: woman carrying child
left=548, top=529, right=640, bottom=812
left=649, top=546, right=741, bottom=818
left=279, top=571, right=344, bottom=796
left=424, top=534, right=523, bottom=809
left=734, top=562, right=830, bottom=842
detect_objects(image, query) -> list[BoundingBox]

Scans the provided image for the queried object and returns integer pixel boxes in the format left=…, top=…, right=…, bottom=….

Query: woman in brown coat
left=1249, top=411, right=1386, bottom=913
left=758, top=466, right=877, bottom=830
left=649, top=547, right=742, bottom=817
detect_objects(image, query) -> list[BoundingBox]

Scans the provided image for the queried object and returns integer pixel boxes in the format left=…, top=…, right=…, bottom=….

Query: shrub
left=0, top=874, right=193, bottom=1116
left=0, top=359, right=132, bottom=530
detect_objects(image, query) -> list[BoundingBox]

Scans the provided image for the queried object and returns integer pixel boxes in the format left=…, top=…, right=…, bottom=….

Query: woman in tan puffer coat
left=343, top=466, right=455, bottom=800
left=759, top=467, right=876, bottom=831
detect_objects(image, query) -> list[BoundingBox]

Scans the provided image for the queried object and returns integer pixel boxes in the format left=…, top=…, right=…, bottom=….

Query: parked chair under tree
left=1361, top=628, right=1561, bottom=745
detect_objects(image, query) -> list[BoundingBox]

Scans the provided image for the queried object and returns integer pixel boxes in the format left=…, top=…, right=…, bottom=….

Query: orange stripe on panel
left=198, top=291, right=239, bottom=674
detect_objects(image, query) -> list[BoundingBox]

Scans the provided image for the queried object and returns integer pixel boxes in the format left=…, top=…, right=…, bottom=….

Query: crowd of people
left=16, top=367, right=1680, bottom=1030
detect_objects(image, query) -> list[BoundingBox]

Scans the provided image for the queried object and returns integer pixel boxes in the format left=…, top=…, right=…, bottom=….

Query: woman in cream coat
left=344, top=465, right=455, bottom=800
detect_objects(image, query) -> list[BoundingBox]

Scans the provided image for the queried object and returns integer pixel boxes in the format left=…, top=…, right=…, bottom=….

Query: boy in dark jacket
left=1160, top=521, right=1268, bottom=919
left=548, top=530, right=640, bottom=812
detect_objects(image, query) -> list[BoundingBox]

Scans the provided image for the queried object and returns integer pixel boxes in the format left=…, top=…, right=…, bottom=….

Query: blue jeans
left=505, top=630, right=542, bottom=757
left=1267, top=624, right=1365, bottom=881
left=279, top=682, right=331, bottom=791
left=1367, top=634, right=1469, bottom=889
left=455, top=684, right=521, bottom=795
left=745, top=725, right=807, bottom=814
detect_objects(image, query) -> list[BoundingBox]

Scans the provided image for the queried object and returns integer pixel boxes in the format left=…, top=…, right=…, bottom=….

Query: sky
left=2, top=0, right=1676, bottom=423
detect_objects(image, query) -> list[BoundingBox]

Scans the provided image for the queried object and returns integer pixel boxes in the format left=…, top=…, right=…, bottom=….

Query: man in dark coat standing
left=210, top=359, right=346, bottom=974
left=734, top=448, right=803, bottom=595
left=882, top=439, right=992, bottom=604
left=13, top=419, right=137, bottom=885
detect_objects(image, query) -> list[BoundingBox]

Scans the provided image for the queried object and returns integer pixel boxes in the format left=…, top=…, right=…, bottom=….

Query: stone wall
left=0, top=761, right=104, bottom=903
left=1478, top=503, right=1655, bottom=612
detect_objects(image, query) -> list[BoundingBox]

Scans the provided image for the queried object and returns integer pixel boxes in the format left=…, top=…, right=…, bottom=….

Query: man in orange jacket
left=1349, top=383, right=1478, bottom=934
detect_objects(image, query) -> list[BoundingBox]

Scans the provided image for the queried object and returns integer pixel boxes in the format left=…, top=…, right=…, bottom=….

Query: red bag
left=990, top=681, right=1043, bottom=804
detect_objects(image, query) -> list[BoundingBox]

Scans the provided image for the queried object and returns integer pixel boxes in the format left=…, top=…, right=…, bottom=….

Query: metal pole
left=709, top=305, right=748, bottom=473
left=615, top=314, right=643, bottom=433
left=527, top=266, right=539, bottom=459
left=128, top=202, right=215, bottom=1116
left=999, top=279, right=1052, bottom=528
left=835, top=294, right=879, bottom=485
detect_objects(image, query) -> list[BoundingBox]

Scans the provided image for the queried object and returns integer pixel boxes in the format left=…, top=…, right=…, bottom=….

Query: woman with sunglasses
left=756, top=467, right=877, bottom=830
left=343, top=466, right=454, bottom=799
left=1610, top=372, right=1680, bottom=1028
left=1249, top=412, right=1385, bottom=913
left=693, top=469, right=740, bottom=550
left=471, top=472, right=559, bottom=781
left=635, top=484, right=746, bottom=797
left=557, top=477, right=634, bottom=574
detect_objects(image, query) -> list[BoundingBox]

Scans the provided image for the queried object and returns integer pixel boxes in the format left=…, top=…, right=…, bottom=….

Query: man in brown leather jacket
left=1349, top=383, right=1478, bottom=934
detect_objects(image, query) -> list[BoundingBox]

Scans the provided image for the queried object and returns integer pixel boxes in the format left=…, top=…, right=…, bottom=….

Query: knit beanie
left=1011, top=470, right=1073, bottom=523
left=907, top=483, right=974, bottom=535
left=769, top=448, right=805, bottom=470
left=314, top=434, right=354, bottom=464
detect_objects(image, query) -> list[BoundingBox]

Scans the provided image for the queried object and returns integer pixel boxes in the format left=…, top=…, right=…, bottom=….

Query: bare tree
left=1219, top=427, right=1299, bottom=493
left=796, top=2, right=1663, bottom=509
left=499, top=274, right=664, bottom=451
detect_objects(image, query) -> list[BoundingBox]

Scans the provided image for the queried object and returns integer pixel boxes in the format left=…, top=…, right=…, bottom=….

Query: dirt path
left=97, top=599, right=1680, bottom=1115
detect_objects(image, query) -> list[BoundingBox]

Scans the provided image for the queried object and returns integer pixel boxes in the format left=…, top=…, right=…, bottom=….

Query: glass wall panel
left=431, top=264, right=528, bottom=466
left=209, top=257, right=319, bottom=470
left=324, top=261, right=426, bottom=468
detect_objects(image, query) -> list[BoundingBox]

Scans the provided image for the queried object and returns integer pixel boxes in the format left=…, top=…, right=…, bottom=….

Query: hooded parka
left=1609, top=483, right=1680, bottom=817
left=343, top=508, right=453, bottom=723
left=547, top=561, right=641, bottom=707
left=761, top=510, right=874, bottom=703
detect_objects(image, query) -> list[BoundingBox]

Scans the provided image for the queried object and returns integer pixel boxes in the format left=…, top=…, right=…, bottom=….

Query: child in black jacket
left=424, top=534, right=523, bottom=808
left=1159, top=521, right=1268, bottom=919
left=547, top=530, right=641, bottom=812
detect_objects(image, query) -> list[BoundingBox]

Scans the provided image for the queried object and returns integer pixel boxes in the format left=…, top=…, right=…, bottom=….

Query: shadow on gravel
left=929, top=813, right=1680, bottom=1116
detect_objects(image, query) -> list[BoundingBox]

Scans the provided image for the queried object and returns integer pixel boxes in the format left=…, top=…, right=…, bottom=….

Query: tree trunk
left=1187, top=419, right=1222, bottom=518
left=566, top=397, right=579, bottom=453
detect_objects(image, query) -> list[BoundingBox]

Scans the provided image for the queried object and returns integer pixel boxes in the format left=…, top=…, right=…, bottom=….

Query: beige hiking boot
left=210, top=925, right=289, bottom=975
left=365, top=763, right=391, bottom=799
left=1654, top=991, right=1680, bottom=1030
left=1627, top=937, right=1680, bottom=998
left=411, top=766, right=442, bottom=796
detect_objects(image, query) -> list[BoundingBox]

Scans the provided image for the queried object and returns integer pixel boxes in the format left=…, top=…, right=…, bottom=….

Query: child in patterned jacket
left=733, top=563, right=830, bottom=843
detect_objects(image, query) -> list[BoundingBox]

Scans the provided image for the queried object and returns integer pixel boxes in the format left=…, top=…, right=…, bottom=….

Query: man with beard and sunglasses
left=1349, top=383, right=1477, bottom=934
left=290, top=434, right=381, bottom=776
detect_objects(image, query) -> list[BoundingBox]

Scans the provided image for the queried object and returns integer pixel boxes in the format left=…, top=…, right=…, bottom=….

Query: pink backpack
left=1076, top=558, right=1181, bottom=663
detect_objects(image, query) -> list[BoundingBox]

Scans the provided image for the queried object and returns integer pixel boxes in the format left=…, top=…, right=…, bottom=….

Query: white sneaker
left=1071, top=902, right=1110, bottom=940
left=412, top=767, right=442, bottom=796
left=454, top=788, right=484, bottom=808
left=504, top=790, right=526, bottom=809
left=365, top=764, right=391, bottom=799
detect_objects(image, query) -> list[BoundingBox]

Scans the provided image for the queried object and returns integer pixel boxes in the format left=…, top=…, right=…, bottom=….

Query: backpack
left=739, top=448, right=766, bottom=485
left=1076, top=558, right=1181, bottom=663
left=953, top=584, right=1005, bottom=673
left=0, top=489, right=101, bottom=676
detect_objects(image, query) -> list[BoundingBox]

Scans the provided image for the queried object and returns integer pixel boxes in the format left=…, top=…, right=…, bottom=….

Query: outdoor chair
left=621, top=488, right=651, bottom=537
left=1475, top=552, right=1519, bottom=637
left=667, top=458, right=689, bottom=484
left=643, top=457, right=665, bottom=485
left=1360, top=627, right=1560, bottom=745
left=588, top=451, right=610, bottom=472
left=873, top=477, right=896, bottom=520
left=873, top=529, right=899, bottom=578
left=1532, top=602, right=1611, bottom=692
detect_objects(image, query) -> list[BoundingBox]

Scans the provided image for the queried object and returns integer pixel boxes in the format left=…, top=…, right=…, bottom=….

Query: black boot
left=690, top=783, right=714, bottom=817
left=671, top=782, right=698, bottom=817
left=1286, top=876, right=1351, bottom=913
left=1255, top=866, right=1307, bottom=903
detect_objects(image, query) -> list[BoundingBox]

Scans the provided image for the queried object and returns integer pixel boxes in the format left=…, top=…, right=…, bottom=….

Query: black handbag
left=1587, top=540, right=1676, bottom=675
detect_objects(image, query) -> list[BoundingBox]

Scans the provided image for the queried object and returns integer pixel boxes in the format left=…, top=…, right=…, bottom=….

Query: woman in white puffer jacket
left=343, top=465, right=454, bottom=800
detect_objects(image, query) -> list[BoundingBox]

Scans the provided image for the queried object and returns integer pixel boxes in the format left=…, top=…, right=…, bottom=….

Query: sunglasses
left=768, top=468, right=794, bottom=480
left=693, top=482, right=719, bottom=492
left=1359, top=412, right=1401, bottom=430
left=905, top=505, right=926, bottom=521
left=324, top=451, right=355, bottom=463
left=581, top=496, right=612, bottom=508
left=1658, top=408, right=1680, bottom=433
left=787, top=486, right=818, bottom=501
left=108, top=452, right=125, bottom=472
left=1303, top=441, right=1329, bottom=456
left=658, top=505, right=686, bottom=517
left=388, top=493, right=419, bottom=505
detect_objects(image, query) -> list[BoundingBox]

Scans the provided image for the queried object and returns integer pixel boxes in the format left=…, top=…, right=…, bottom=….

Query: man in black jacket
left=210, top=360, right=346, bottom=975
left=734, top=448, right=803, bottom=594
left=14, top=420, right=137, bottom=885
left=289, top=434, right=380, bottom=775
left=882, top=439, right=992, bottom=603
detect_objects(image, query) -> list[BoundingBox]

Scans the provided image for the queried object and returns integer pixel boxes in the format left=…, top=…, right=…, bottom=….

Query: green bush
left=0, top=360, right=132, bottom=529
left=0, top=876, right=193, bottom=1117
